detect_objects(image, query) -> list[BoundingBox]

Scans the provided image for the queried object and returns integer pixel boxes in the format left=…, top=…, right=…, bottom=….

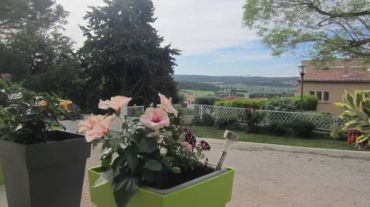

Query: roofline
left=297, top=80, right=370, bottom=83
left=301, top=57, right=367, bottom=62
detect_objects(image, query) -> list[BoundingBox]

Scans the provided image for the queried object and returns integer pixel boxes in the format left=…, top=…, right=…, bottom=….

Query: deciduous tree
left=243, top=0, right=370, bottom=61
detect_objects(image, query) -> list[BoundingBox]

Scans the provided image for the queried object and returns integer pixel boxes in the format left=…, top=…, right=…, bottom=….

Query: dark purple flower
left=184, top=128, right=196, bottom=147
left=200, top=140, right=211, bottom=151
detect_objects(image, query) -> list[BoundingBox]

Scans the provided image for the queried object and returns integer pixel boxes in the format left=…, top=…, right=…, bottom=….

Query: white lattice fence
left=132, top=104, right=340, bottom=131
left=259, top=110, right=336, bottom=131
left=209, top=105, right=245, bottom=121
left=175, top=104, right=341, bottom=131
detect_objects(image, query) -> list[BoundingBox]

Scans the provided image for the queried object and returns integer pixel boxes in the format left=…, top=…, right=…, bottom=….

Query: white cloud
left=212, top=50, right=274, bottom=63
left=152, top=0, right=258, bottom=54
left=57, top=0, right=258, bottom=54
left=56, top=0, right=104, bottom=48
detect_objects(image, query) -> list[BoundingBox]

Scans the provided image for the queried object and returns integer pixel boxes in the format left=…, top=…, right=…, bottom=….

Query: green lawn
left=189, top=126, right=363, bottom=151
left=180, top=89, right=215, bottom=97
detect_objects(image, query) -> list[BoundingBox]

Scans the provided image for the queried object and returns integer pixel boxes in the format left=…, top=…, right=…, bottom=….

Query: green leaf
left=94, top=169, right=113, bottom=188
left=137, top=137, right=157, bottom=153
left=101, top=153, right=112, bottom=170
left=113, top=175, right=138, bottom=207
left=112, top=156, right=126, bottom=176
left=356, top=135, right=369, bottom=144
left=124, top=148, right=138, bottom=171
left=142, top=169, right=156, bottom=182
left=144, top=159, right=162, bottom=171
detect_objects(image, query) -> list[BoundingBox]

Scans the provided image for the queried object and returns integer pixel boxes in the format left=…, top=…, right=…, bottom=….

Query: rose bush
left=79, top=93, right=211, bottom=207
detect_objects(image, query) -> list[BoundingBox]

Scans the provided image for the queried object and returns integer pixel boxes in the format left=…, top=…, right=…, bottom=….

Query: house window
left=323, top=91, right=330, bottom=102
left=309, top=91, right=315, bottom=96
left=316, top=91, right=322, bottom=101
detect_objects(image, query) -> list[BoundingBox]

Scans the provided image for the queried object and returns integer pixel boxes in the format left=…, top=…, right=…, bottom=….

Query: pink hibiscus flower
left=159, top=93, right=178, bottom=117
left=139, top=107, right=170, bottom=130
left=98, top=96, right=132, bottom=112
left=78, top=115, right=116, bottom=142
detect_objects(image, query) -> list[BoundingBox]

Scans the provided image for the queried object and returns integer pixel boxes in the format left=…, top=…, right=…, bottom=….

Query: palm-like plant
left=336, top=90, right=370, bottom=145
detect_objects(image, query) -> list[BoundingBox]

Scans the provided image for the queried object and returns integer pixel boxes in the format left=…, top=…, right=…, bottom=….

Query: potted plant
left=336, top=90, right=370, bottom=149
left=82, top=94, right=236, bottom=207
left=0, top=82, right=90, bottom=207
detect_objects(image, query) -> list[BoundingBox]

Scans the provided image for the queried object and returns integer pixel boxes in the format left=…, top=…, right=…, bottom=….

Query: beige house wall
left=297, top=82, right=370, bottom=115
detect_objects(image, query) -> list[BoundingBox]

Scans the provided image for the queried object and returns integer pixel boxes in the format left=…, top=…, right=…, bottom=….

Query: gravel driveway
left=1, top=137, right=370, bottom=207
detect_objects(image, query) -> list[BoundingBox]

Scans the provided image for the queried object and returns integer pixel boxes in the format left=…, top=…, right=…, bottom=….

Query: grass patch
left=180, top=89, right=215, bottom=97
left=189, top=126, right=362, bottom=151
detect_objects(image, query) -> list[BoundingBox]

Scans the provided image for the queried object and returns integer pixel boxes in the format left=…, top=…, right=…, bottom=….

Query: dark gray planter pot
left=0, top=131, right=91, bottom=207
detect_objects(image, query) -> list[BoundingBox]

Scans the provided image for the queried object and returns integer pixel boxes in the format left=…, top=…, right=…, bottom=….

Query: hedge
left=194, top=96, right=221, bottom=105
left=265, top=96, right=318, bottom=111
left=292, top=95, right=318, bottom=111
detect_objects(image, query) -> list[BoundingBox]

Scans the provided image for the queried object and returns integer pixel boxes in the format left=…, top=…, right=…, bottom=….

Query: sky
left=57, top=0, right=303, bottom=77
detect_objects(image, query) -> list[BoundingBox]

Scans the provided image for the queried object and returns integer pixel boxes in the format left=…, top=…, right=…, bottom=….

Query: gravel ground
left=1, top=137, right=370, bottom=207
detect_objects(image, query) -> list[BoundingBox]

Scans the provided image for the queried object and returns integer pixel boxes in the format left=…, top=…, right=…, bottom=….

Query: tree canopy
left=243, top=0, right=370, bottom=61
left=0, top=0, right=74, bottom=80
left=79, top=0, right=179, bottom=108
left=0, top=0, right=68, bottom=35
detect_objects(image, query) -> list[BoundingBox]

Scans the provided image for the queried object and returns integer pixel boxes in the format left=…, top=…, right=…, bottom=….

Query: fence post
left=200, top=105, right=204, bottom=120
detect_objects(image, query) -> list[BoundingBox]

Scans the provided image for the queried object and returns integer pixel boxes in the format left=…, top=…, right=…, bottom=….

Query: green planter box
left=0, top=164, right=4, bottom=185
left=88, top=167, right=235, bottom=207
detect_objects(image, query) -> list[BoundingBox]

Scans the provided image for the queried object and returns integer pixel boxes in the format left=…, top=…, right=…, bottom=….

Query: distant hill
left=177, top=81, right=220, bottom=91
left=174, top=75, right=297, bottom=88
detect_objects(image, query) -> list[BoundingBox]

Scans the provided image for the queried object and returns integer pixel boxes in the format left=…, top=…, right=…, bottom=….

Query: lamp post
left=298, top=65, right=306, bottom=113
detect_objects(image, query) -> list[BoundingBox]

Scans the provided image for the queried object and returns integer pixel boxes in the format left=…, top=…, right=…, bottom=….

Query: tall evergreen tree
left=80, top=0, right=179, bottom=108
left=0, top=0, right=73, bottom=80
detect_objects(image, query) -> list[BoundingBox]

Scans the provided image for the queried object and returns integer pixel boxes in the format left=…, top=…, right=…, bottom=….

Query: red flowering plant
left=337, top=90, right=370, bottom=150
left=79, top=93, right=211, bottom=207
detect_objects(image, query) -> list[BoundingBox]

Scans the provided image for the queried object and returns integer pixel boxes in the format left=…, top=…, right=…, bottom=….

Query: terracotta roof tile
left=304, top=69, right=370, bottom=81
left=301, top=59, right=370, bottom=82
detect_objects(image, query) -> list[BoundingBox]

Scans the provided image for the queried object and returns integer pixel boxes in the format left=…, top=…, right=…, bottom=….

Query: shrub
left=194, top=96, right=221, bottom=105
left=330, top=124, right=346, bottom=140
left=191, top=116, right=202, bottom=126
left=215, top=118, right=240, bottom=130
left=265, top=119, right=315, bottom=138
left=265, top=121, right=292, bottom=136
left=192, top=113, right=215, bottom=126
left=265, top=97, right=296, bottom=111
left=265, top=96, right=318, bottom=111
left=293, top=95, right=319, bottom=111
left=215, top=98, right=267, bottom=109
left=286, top=119, right=315, bottom=138
left=241, top=109, right=266, bottom=133
left=202, top=113, right=215, bottom=126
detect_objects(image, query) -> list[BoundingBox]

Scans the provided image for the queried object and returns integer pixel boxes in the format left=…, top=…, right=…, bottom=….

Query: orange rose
left=38, top=100, right=48, bottom=107
left=60, top=100, right=73, bottom=112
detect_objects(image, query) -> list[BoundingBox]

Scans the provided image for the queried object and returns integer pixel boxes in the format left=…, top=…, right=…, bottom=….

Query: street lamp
left=298, top=65, right=306, bottom=113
